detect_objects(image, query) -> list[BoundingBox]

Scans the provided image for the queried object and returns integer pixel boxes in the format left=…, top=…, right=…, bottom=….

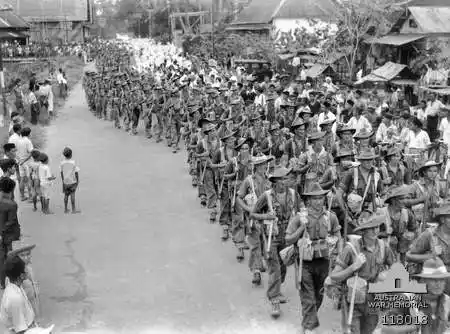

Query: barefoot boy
left=60, top=147, right=80, bottom=214
left=38, top=153, right=55, bottom=214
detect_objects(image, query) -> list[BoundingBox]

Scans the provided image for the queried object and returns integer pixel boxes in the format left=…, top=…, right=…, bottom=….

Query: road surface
left=15, top=68, right=340, bottom=334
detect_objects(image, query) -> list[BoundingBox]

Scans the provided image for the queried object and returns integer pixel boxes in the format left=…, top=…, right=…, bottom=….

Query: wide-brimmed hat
left=354, top=128, right=374, bottom=140
left=414, top=257, right=450, bottom=279
left=308, top=131, right=326, bottom=141
left=250, top=113, right=261, bottom=122
left=198, top=118, right=213, bottom=128
left=335, top=149, right=355, bottom=161
left=319, top=118, right=336, bottom=127
left=385, top=147, right=400, bottom=158
left=353, top=214, right=384, bottom=233
left=299, top=108, right=312, bottom=115
left=417, top=160, right=442, bottom=175
left=234, top=137, right=251, bottom=150
left=269, top=122, right=281, bottom=132
left=336, top=125, right=356, bottom=135
left=8, top=240, right=36, bottom=258
left=356, top=149, right=378, bottom=160
left=220, top=130, right=238, bottom=141
left=433, top=204, right=450, bottom=220
left=202, top=123, right=216, bottom=133
left=268, top=167, right=292, bottom=182
left=302, top=182, right=329, bottom=196
left=291, top=118, right=306, bottom=129
left=251, top=155, right=274, bottom=166
left=384, top=185, right=412, bottom=203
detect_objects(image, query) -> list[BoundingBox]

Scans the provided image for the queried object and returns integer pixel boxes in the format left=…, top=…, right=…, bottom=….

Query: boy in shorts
left=28, top=150, right=41, bottom=212
left=60, top=147, right=80, bottom=214
left=38, top=153, right=55, bottom=214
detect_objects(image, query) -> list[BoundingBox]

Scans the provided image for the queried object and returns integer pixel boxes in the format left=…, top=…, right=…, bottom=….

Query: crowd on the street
left=86, top=38, right=450, bottom=334
left=1, top=41, right=94, bottom=60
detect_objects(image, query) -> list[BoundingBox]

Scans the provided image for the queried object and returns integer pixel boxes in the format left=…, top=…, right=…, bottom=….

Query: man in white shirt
left=317, top=101, right=337, bottom=132
left=346, top=106, right=372, bottom=134
left=0, top=256, right=36, bottom=333
left=376, top=113, right=398, bottom=143
left=406, top=117, right=431, bottom=153
left=15, top=127, right=33, bottom=201
left=426, top=93, right=450, bottom=141
left=439, top=109, right=450, bottom=148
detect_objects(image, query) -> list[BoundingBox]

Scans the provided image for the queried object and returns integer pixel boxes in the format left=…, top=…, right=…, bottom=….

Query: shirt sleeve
left=285, top=215, right=301, bottom=237
left=330, top=212, right=341, bottom=235
left=335, top=244, right=354, bottom=269
left=409, top=230, right=432, bottom=254
left=237, top=177, right=249, bottom=199
left=339, top=170, right=352, bottom=193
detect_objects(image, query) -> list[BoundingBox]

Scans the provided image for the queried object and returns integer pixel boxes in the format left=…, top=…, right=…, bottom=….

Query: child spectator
left=16, top=127, right=33, bottom=201
left=0, top=159, right=18, bottom=201
left=60, top=147, right=80, bottom=214
left=28, top=150, right=41, bottom=212
left=38, top=153, right=55, bottom=215
left=27, top=88, right=39, bottom=125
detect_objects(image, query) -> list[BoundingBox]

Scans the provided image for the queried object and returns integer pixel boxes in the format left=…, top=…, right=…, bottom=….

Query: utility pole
left=0, top=5, right=13, bottom=126
left=211, top=4, right=215, bottom=58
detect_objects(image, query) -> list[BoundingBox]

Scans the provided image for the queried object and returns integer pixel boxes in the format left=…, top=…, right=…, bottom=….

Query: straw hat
left=220, top=130, right=237, bottom=141
left=202, top=123, right=216, bottom=133
left=414, top=257, right=450, bottom=279
left=417, top=160, right=442, bottom=175
left=8, top=239, right=36, bottom=258
left=319, top=118, right=336, bottom=127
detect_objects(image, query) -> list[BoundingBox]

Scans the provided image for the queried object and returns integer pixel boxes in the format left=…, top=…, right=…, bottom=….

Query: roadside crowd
left=0, top=82, right=80, bottom=333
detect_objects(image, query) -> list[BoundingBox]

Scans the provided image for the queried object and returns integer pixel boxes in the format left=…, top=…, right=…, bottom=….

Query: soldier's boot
left=172, top=144, right=180, bottom=154
left=132, top=128, right=138, bottom=135
left=200, top=195, right=207, bottom=207
left=270, top=299, right=281, bottom=319
left=252, top=271, right=261, bottom=285
left=192, top=176, right=198, bottom=187
left=221, top=226, right=229, bottom=241
left=146, top=129, right=152, bottom=139
left=236, top=247, right=244, bottom=262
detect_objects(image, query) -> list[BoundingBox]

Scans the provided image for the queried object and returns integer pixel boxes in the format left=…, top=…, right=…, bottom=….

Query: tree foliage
left=321, top=0, right=404, bottom=79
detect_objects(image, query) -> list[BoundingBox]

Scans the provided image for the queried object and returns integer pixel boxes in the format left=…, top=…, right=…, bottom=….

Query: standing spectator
left=56, top=68, right=67, bottom=98
left=38, top=153, right=55, bottom=214
left=426, top=93, right=450, bottom=142
left=60, top=147, right=80, bottom=214
left=16, top=127, right=33, bottom=201
left=0, top=177, right=20, bottom=289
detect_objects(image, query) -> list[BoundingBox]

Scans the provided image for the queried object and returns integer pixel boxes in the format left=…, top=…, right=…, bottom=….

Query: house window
left=409, top=19, right=417, bottom=28
left=395, top=278, right=401, bottom=289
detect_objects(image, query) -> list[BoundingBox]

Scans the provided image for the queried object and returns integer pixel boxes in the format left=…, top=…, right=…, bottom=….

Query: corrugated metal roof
left=365, top=34, right=425, bottom=45
left=274, top=0, right=336, bottom=20
left=0, top=10, right=29, bottom=29
left=407, top=0, right=450, bottom=6
left=409, top=7, right=450, bottom=33
left=0, top=30, right=27, bottom=38
left=356, top=62, right=409, bottom=84
left=231, top=0, right=280, bottom=24
left=305, top=64, right=333, bottom=78
left=230, top=0, right=336, bottom=25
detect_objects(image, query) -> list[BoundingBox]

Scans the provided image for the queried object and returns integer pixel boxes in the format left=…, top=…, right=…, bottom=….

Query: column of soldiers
left=85, top=40, right=450, bottom=334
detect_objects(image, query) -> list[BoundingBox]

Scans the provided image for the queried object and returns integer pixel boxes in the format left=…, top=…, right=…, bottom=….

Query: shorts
left=19, top=162, right=29, bottom=178
left=40, top=183, right=51, bottom=199
left=63, top=183, right=77, bottom=195
left=31, top=179, right=41, bottom=197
